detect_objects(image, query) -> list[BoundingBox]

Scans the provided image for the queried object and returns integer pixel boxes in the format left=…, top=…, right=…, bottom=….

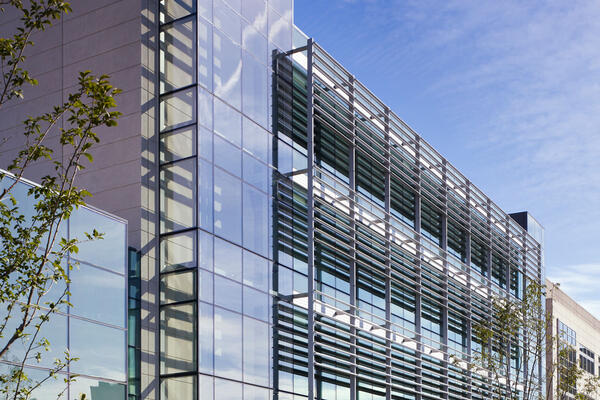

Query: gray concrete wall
left=0, top=0, right=143, bottom=249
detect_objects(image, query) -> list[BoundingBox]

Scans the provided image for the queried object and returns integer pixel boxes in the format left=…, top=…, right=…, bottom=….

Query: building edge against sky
left=0, top=170, right=128, bottom=399
left=0, top=1, right=566, bottom=399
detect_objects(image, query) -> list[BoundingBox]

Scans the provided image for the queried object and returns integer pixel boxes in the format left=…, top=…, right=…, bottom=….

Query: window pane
left=268, top=6, right=291, bottom=51
left=160, top=0, right=195, bottom=23
left=70, top=263, right=125, bottom=327
left=160, top=158, right=196, bottom=233
left=160, top=126, right=196, bottom=163
left=243, top=285, right=268, bottom=321
left=198, top=19, right=213, bottom=91
left=243, top=184, right=268, bottom=256
left=242, top=0, right=267, bottom=35
left=214, top=237, right=242, bottom=281
left=160, top=303, right=196, bottom=374
left=198, top=125, right=213, bottom=162
left=243, top=316, right=269, bottom=386
left=215, top=276, right=242, bottom=312
left=214, top=98, right=241, bottom=145
left=214, top=135, right=241, bottom=177
left=242, top=51, right=268, bottom=128
left=215, top=378, right=242, bottom=400
left=70, top=376, right=126, bottom=400
left=160, top=269, right=196, bottom=305
left=160, top=231, right=196, bottom=272
left=243, top=153, right=268, bottom=192
left=160, top=88, right=196, bottom=132
left=213, top=30, right=242, bottom=109
left=69, top=318, right=126, bottom=381
left=214, top=308, right=242, bottom=380
left=244, top=384, right=270, bottom=400
left=160, top=18, right=196, bottom=93
left=243, top=250, right=269, bottom=291
left=243, top=22, right=267, bottom=66
left=198, top=158, right=213, bottom=232
left=214, top=169, right=242, bottom=244
left=161, top=375, right=197, bottom=400
left=243, top=117, right=269, bottom=163
left=199, top=302, right=214, bottom=374
left=199, top=268, right=213, bottom=303
left=214, top=0, right=241, bottom=44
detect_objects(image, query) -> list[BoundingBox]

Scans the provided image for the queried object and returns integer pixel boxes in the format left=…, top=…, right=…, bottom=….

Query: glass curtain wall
left=157, top=0, right=293, bottom=399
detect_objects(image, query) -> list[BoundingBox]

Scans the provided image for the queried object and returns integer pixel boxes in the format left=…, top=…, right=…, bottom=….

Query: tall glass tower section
left=155, top=1, right=544, bottom=399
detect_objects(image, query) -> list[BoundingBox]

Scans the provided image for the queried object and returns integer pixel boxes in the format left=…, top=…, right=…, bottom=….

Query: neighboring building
left=0, top=173, right=128, bottom=399
left=546, top=280, right=600, bottom=399
left=0, top=1, right=546, bottom=400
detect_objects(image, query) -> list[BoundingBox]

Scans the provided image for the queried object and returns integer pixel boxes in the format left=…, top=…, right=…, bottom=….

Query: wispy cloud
left=548, top=263, right=600, bottom=319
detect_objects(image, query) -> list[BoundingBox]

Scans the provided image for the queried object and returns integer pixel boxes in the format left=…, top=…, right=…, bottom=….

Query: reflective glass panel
left=242, top=0, right=267, bottom=35
left=160, top=158, right=196, bottom=233
left=160, top=126, right=196, bottom=163
left=69, top=207, right=126, bottom=272
left=243, top=250, right=269, bottom=291
left=160, top=88, right=196, bottom=132
left=160, top=269, right=196, bottom=305
left=243, top=153, right=268, bottom=192
left=242, top=51, right=268, bottom=128
left=213, top=31, right=242, bottom=109
left=243, top=316, right=269, bottom=386
left=160, top=0, right=195, bottom=23
left=244, top=384, right=270, bottom=400
left=214, top=0, right=241, bottom=44
left=243, top=22, right=267, bottom=66
left=70, top=376, right=126, bottom=400
left=198, top=18, right=213, bottom=90
left=69, top=263, right=126, bottom=327
left=215, top=276, right=242, bottom=312
left=268, top=6, right=291, bottom=51
left=214, top=169, right=242, bottom=244
left=215, top=378, right=242, bottom=400
left=160, top=231, right=196, bottom=272
left=214, top=237, right=242, bottom=281
left=214, top=307, right=242, bottom=380
left=214, top=98, right=241, bottom=145
left=160, top=18, right=196, bottom=93
left=214, top=135, right=241, bottom=177
left=160, top=303, right=196, bottom=374
left=243, top=117, right=269, bottom=163
left=69, top=318, right=126, bottom=381
left=243, top=285, right=268, bottom=321
left=198, top=158, right=213, bottom=231
left=199, top=302, right=214, bottom=374
left=161, top=375, right=197, bottom=400
left=243, top=184, right=268, bottom=256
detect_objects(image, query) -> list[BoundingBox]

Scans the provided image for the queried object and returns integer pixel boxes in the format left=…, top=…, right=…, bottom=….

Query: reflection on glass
left=244, top=384, right=270, bottom=400
left=160, top=303, right=196, bottom=374
left=242, top=0, right=267, bottom=35
left=243, top=117, right=269, bottom=163
left=215, top=377, right=242, bottom=400
left=199, top=302, right=214, bottom=374
left=268, top=6, right=292, bottom=51
left=243, top=153, right=268, bottom=193
left=69, top=376, right=126, bottom=400
left=242, top=51, right=268, bottom=128
left=69, top=318, right=125, bottom=381
left=69, top=207, right=126, bottom=273
left=243, top=250, right=269, bottom=291
left=198, top=158, right=213, bottom=232
left=160, top=269, right=196, bottom=305
left=243, top=184, right=269, bottom=256
left=214, top=169, right=242, bottom=244
left=270, top=0, right=292, bottom=16
left=214, top=276, right=242, bottom=312
left=243, top=316, right=270, bottom=386
left=198, top=268, right=213, bottom=303
left=213, top=31, right=242, bottom=109
left=161, top=375, right=197, bottom=400
left=214, top=237, right=242, bottom=281
left=159, top=0, right=195, bottom=23
left=214, top=0, right=241, bottom=44
left=214, top=307, right=242, bottom=380
left=160, top=88, right=196, bottom=132
left=214, top=135, right=241, bottom=177
left=160, top=158, right=196, bottom=233
left=198, top=18, right=213, bottom=91
left=160, top=231, right=196, bottom=272
left=160, top=126, right=196, bottom=163
left=214, top=98, right=241, bottom=145
left=243, top=22, right=267, bottom=65
left=243, top=286, right=268, bottom=321
left=69, top=263, right=125, bottom=327
left=160, top=18, right=196, bottom=93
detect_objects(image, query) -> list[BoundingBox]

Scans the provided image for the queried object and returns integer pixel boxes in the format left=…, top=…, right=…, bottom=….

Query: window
left=580, top=346, right=595, bottom=375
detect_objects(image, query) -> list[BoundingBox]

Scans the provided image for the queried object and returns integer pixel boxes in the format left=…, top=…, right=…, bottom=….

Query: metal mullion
left=440, top=159, right=450, bottom=400
left=384, top=106, right=393, bottom=400
left=414, top=138, right=423, bottom=400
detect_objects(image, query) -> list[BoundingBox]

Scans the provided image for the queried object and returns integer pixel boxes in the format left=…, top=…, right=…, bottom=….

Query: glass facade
left=156, top=1, right=543, bottom=399
left=0, top=176, right=128, bottom=399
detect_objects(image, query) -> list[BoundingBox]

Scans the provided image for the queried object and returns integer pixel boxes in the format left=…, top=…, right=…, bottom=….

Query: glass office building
left=0, top=174, right=128, bottom=399
left=156, top=1, right=544, bottom=400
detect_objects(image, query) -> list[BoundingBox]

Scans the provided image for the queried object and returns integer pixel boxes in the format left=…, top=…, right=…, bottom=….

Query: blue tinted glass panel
left=214, top=0, right=241, bottom=44
left=70, top=207, right=126, bottom=272
left=214, top=237, right=242, bottom=281
left=214, top=135, right=242, bottom=177
left=242, top=118, right=269, bottom=163
left=215, top=276, right=242, bottom=312
left=215, top=377, right=242, bottom=400
left=214, top=308, right=242, bottom=380
left=243, top=316, right=269, bottom=386
left=199, top=302, right=214, bottom=374
left=69, top=318, right=126, bottom=381
left=242, top=51, right=268, bottom=128
left=214, top=98, right=241, bottom=145
left=243, top=153, right=268, bottom=193
left=242, top=250, right=269, bottom=291
left=243, top=184, right=268, bottom=256
left=243, top=286, right=268, bottom=321
left=70, top=263, right=125, bottom=327
left=213, top=31, right=242, bottom=109
left=214, top=169, right=242, bottom=244
left=242, top=0, right=267, bottom=35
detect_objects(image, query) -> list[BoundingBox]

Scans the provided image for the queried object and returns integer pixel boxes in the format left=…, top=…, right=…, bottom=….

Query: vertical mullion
left=348, top=74, right=357, bottom=400
left=441, top=160, right=449, bottom=400
left=414, top=138, right=422, bottom=400
left=465, top=180, right=473, bottom=400
left=306, top=38, right=316, bottom=400
left=384, top=106, right=392, bottom=400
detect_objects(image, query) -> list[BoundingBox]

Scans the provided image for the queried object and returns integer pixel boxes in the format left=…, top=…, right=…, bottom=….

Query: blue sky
left=295, top=0, right=600, bottom=317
